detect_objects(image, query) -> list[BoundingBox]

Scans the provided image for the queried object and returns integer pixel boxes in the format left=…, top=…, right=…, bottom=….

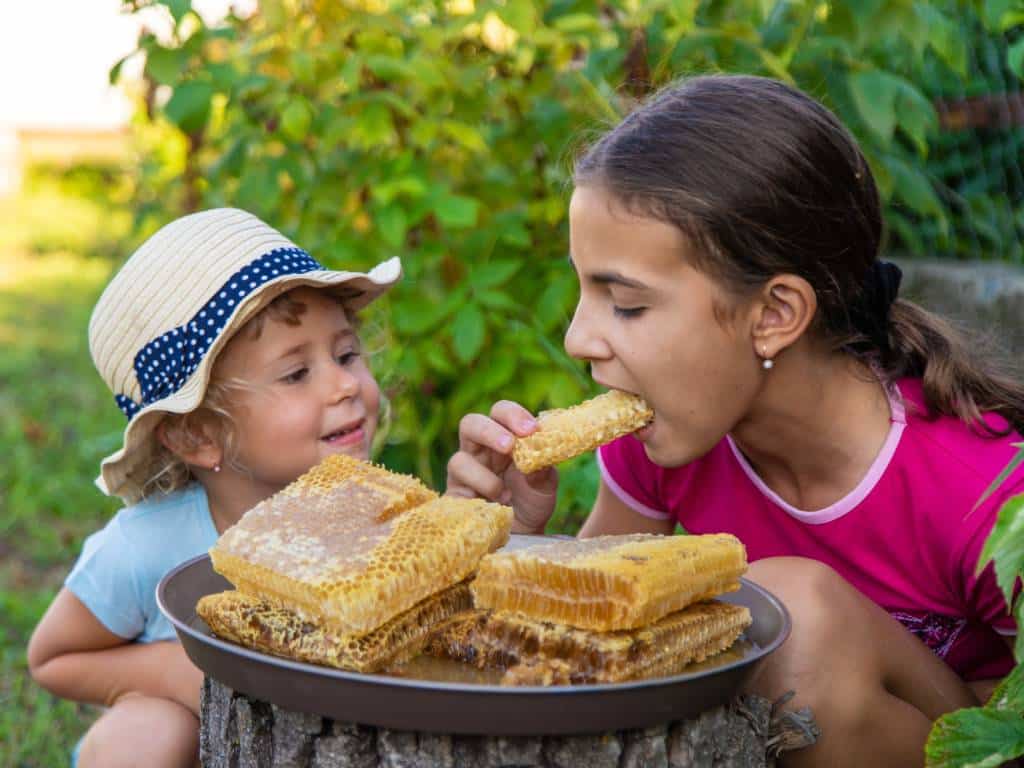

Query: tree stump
left=199, top=678, right=818, bottom=768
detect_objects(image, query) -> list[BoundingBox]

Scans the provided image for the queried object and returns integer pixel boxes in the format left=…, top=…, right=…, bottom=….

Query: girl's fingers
left=490, top=400, right=539, bottom=437
left=446, top=450, right=508, bottom=502
left=458, top=412, right=516, bottom=459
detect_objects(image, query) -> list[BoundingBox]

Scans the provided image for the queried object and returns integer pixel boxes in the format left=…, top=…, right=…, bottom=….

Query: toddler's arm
left=27, top=587, right=203, bottom=715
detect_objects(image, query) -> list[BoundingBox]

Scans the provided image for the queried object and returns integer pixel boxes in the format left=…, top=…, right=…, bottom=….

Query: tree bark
left=200, top=678, right=818, bottom=768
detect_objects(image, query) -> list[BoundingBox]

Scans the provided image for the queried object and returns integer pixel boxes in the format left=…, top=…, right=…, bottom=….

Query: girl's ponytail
left=880, top=299, right=1024, bottom=437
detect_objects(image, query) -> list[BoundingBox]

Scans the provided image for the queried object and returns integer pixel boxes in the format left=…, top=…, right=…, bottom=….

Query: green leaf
left=476, top=289, right=521, bottom=312
left=145, top=45, right=185, bottom=86
left=376, top=206, right=408, bottom=249
left=422, top=342, right=455, bottom=376
left=435, top=194, right=479, bottom=229
left=280, top=99, right=313, bottom=143
left=987, top=658, right=1024, bottom=713
left=163, top=81, right=213, bottom=134
left=372, top=176, right=428, bottom=205
left=917, top=3, right=967, bottom=75
left=109, top=53, right=133, bottom=85
left=476, top=352, right=517, bottom=392
left=535, top=274, right=577, bottom=333
left=884, top=155, right=945, bottom=221
left=350, top=103, right=395, bottom=149
left=165, top=0, right=192, bottom=25
left=469, top=260, right=522, bottom=289
left=893, top=79, right=938, bottom=158
left=975, top=444, right=1024, bottom=513
left=1009, top=38, right=1024, bottom=80
left=848, top=70, right=899, bottom=146
left=450, top=303, right=486, bottom=364
left=1016, top=599, right=1024, bottom=663
left=983, top=0, right=1024, bottom=30
left=365, top=54, right=416, bottom=82
left=441, top=121, right=488, bottom=153
left=926, top=707, right=1024, bottom=768
left=977, top=493, right=1024, bottom=605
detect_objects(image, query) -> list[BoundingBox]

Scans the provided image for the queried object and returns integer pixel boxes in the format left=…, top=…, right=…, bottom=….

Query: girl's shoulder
left=100, top=483, right=218, bottom=563
left=894, top=377, right=1024, bottom=490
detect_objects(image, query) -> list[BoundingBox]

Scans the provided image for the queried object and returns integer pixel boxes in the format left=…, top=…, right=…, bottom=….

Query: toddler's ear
left=156, top=416, right=223, bottom=473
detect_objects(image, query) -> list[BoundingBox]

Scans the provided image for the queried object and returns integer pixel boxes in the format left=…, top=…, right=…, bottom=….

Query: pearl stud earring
left=213, top=464, right=221, bottom=473
left=761, top=345, right=774, bottom=370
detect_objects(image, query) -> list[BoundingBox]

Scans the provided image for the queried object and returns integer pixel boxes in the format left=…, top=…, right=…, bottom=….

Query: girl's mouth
left=635, top=414, right=655, bottom=442
left=321, top=421, right=365, bottom=446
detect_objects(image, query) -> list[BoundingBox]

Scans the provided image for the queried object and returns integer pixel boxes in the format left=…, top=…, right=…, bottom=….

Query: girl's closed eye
left=613, top=305, right=647, bottom=319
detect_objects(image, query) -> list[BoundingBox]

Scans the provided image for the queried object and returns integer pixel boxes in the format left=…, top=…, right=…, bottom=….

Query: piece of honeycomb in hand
left=210, top=455, right=513, bottom=634
left=428, top=600, right=752, bottom=685
left=512, top=390, right=653, bottom=474
left=197, top=582, right=472, bottom=673
left=471, top=533, right=747, bottom=632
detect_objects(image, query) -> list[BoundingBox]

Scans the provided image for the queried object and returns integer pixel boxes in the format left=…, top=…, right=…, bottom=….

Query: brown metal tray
left=157, top=535, right=789, bottom=735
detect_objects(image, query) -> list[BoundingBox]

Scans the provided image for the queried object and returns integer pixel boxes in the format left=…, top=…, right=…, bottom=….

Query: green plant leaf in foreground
left=988, top=660, right=1024, bottom=715
left=926, top=707, right=1024, bottom=768
left=977, top=492, right=1024, bottom=607
left=974, top=443, right=1024, bottom=513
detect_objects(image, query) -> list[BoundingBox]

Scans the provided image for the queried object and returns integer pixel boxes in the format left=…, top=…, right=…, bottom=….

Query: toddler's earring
left=761, top=345, right=774, bottom=370
left=213, top=464, right=221, bottom=473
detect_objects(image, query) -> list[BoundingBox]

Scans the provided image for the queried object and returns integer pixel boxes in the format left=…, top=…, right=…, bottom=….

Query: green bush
left=115, top=0, right=1022, bottom=529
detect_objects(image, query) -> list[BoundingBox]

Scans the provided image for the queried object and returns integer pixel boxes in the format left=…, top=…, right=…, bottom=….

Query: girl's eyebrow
left=568, top=255, right=649, bottom=289
left=273, top=330, right=355, bottom=362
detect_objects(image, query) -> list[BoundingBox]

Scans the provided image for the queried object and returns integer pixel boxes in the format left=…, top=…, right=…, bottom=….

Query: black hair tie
left=850, top=260, right=902, bottom=357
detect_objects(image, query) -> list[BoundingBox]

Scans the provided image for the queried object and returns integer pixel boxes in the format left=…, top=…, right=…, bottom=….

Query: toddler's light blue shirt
left=65, top=483, right=218, bottom=642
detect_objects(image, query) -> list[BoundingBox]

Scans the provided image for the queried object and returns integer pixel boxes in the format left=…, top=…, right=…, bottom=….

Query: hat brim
left=97, top=257, right=402, bottom=501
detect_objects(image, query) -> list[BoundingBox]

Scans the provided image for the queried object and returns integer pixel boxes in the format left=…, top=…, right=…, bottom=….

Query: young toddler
left=28, top=208, right=400, bottom=768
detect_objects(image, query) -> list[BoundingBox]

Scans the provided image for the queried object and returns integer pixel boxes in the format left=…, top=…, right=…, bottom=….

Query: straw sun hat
left=89, top=208, right=401, bottom=502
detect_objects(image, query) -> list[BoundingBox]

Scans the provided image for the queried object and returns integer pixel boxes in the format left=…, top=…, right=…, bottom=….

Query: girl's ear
left=156, top=417, right=223, bottom=472
left=750, top=273, right=817, bottom=360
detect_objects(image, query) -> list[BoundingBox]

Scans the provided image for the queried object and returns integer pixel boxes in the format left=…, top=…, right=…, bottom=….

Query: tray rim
left=157, top=549, right=791, bottom=697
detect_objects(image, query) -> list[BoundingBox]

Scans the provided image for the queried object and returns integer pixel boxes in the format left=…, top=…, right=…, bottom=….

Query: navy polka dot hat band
left=88, top=208, right=401, bottom=501
left=114, top=246, right=321, bottom=420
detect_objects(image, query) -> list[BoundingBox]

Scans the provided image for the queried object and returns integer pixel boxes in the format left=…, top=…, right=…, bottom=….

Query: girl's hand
left=447, top=400, right=558, bottom=534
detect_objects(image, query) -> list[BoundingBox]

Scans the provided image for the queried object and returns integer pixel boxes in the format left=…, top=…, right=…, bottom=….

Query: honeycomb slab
left=471, top=533, right=747, bottom=632
left=210, top=455, right=512, bottom=634
left=428, top=600, right=752, bottom=685
left=512, top=390, right=653, bottom=474
left=198, top=583, right=472, bottom=673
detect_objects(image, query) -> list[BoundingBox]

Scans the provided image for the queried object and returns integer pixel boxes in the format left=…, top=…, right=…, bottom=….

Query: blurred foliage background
left=114, top=0, right=1024, bottom=524
left=2, top=0, right=1023, bottom=764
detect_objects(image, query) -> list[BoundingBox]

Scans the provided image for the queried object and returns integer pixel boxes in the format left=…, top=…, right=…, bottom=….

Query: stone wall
left=897, top=259, right=1024, bottom=359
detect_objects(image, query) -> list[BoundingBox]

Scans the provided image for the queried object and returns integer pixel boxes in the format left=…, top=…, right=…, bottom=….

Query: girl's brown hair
left=574, top=74, right=1024, bottom=436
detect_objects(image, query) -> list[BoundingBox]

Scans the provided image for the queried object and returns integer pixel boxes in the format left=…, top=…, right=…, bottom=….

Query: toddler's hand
left=446, top=400, right=558, bottom=534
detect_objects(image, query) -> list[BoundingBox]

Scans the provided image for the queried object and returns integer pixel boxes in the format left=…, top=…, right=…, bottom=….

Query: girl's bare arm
left=578, top=479, right=676, bottom=538
left=27, top=588, right=203, bottom=715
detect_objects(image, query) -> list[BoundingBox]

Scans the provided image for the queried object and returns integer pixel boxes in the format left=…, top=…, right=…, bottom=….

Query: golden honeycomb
left=210, top=455, right=512, bottom=634
left=471, top=533, right=747, bottom=632
left=198, top=582, right=472, bottom=673
left=428, top=600, right=751, bottom=685
left=512, top=390, right=653, bottom=474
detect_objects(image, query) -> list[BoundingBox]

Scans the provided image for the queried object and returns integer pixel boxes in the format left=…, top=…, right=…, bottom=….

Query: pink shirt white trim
left=597, top=378, right=1022, bottom=681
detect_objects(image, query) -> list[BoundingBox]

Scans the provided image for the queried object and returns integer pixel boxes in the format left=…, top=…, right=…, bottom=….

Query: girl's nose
left=564, top=300, right=610, bottom=361
left=327, top=363, right=360, bottom=402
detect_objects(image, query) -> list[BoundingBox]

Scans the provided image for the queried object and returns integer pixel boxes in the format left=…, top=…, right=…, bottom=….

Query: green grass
left=0, top=169, right=132, bottom=766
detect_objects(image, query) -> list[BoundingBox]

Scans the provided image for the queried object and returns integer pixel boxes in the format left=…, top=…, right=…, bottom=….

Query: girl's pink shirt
left=598, top=378, right=1022, bottom=681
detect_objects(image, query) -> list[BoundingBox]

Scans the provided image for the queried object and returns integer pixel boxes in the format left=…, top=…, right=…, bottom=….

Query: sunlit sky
left=0, top=0, right=253, bottom=130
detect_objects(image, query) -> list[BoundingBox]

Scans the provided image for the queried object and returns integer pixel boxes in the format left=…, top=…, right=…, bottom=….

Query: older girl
left=448, top=75, right=1024, bottom=766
